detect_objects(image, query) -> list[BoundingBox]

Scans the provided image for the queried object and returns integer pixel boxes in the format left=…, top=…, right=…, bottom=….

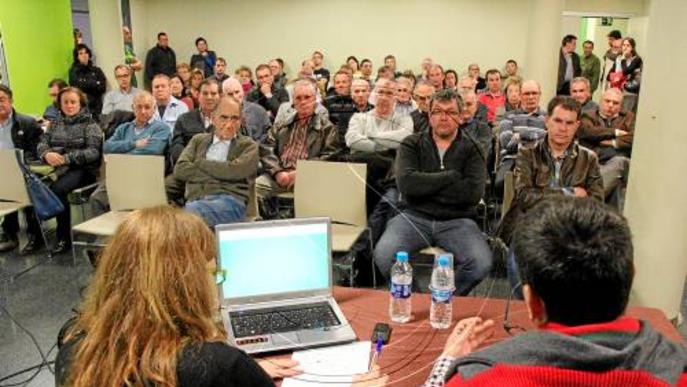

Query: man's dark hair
left=607, top=30, right=622, bottom=39
left=546, top=96, right=581, bottom=119
left=429, top=88, right=464, bottom=112
left=485, top=69, right=501, bottom=79
left=384, top=54, right=395, bottom=61
left=199, top=78, right=219, bottom=92
left=361, top=58, right=372, bottom=66
left=255, top=63, right=270, bottom=75
left=275, top=58, right=284, bottom=68
left=506, top=59, right=518, bottom=66
left=514, top=196, right=634, bottom=326
left=583, top=40, right=594, bottom=48
left=561, top=34, right=577, bottom=46
left=195, top=37, right=206, bottom=47
left=346, top=56, right=359, bottom=66
left=157, top=32, right=167, bottom=40
left=48, top=79, right=68, bottom=89
left=0, top=84, right=12, bottom=100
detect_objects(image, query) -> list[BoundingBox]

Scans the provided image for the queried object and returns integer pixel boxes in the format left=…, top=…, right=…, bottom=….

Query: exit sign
left=601, top=17, right=614, bottom=26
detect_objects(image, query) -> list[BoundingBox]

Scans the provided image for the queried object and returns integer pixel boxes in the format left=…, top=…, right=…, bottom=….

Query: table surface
left=268, top=286, right=683, bottom=386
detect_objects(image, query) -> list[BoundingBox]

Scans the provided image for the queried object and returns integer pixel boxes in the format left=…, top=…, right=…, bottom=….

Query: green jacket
left=173, top=132, right=258, bottom=203
left=581, top=53, right=601, bottom=93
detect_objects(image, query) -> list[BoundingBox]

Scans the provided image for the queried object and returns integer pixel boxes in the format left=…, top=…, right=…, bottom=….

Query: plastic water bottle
left=389, top=251, right=412, bottom=323
left=430, top=254, right=455, bottom=329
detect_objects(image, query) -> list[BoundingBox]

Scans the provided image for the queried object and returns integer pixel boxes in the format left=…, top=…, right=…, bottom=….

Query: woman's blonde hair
left=65, top=206, right=225, bottom=387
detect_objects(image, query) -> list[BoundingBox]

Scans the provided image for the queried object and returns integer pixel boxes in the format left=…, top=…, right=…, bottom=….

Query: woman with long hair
left=55, top=206, right=274, bottom=386
left=608, top=37, right=643, bottom=111
left=189, top=68, right=205, bottom=107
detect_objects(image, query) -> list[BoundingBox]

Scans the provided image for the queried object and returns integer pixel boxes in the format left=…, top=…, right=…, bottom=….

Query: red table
left=270, top=287, right=683, bottom=386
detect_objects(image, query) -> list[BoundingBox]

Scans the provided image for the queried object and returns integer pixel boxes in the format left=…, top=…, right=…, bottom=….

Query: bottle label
left=390, top=283, right=411, bottom=299
left=431, top=289, right=452, bottom=304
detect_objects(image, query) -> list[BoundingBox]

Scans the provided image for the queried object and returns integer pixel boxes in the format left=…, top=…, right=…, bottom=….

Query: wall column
left=88, top=0, right=123, bottom=90
left=524, top=0, right=564, bottom=103
left=625, top=0, right=687, bottom=320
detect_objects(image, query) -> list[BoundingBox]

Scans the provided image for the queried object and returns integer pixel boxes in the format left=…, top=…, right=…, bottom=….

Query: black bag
left=15, top=152, right=65, bottom=220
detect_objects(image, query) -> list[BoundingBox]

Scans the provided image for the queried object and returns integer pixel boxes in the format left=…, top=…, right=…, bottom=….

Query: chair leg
left=70, top=230, right=77, bottom=267
left=368, top=228, right=376, bottom=289
left=34, top=209, right=52, bottom=261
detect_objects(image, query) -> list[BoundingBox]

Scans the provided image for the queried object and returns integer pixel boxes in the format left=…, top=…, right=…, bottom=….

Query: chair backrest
left=294, top=160, right=367, bottom=227
left=105, top=154, right=167, bottom=211
left=501, top=171, right=515, bottom=219
left=0, top=149, right=30, bottom=205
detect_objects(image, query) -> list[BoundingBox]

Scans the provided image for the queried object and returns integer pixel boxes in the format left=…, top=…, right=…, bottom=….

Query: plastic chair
left=293, top=160, right=373, bottom=286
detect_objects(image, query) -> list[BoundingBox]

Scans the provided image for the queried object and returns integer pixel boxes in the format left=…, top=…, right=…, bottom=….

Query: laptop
left=216, top=217, right=357, bottom=354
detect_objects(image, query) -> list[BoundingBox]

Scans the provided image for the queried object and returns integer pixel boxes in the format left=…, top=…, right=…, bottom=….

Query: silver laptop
left=216, top=217, right=357, bottom=354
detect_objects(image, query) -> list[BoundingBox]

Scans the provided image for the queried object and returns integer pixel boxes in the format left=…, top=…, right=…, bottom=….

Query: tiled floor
left=1, top=234, right=685, bottom=386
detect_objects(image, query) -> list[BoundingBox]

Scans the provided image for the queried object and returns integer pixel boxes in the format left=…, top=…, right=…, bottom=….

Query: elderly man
left=557, top=34, right=582, bottom=95
left=144, top=32, right=176, bottom=90
left=581, top=40, right=601, bottom=93
left=394, top=77, right=416, bottom=117
left=460, top=89, right=492, bottom=159
left=246, top=64, right=290, bottom=120
left=501, top=97, right=603, bottom=294
left=0, top=85, right=44, bottom=254
left=477, top=69, right=505, bottom=124
left=257, top=79, right=339, bottom=197
left=410, top=81, right=435, bottom=134
left=151, top=74, right=188, bottom=132
left=458, top=76, right=488, bottom=123
left=375, top=89, right=492, bottom=296
left=579, top=88, right=634, bottom=202
left=90, top=91, right=170, bottom=216
left=170, top=79, right=221, bottom=164
left=468, top=63, right=486, bottom=91
left=324, top=70, right=357, bottom=144
left=425, top=197, right=687, bottom=386
left=222, top=77, right=271, bottom=143
left=570, top=77, right=598, bottom=112
left=417, top=57, right=434, bottom=82
left=167, top=96, right=257, bottom=227
left=102, top=64, right=139, bottom=114
left=428, top=64, right=445, bottom=90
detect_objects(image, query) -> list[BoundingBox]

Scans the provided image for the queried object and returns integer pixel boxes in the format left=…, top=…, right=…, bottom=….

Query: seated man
left=90, top=91, right=170, bottom=216
left=102, top=64, right=139, bottom=115
left=324, top=70, right=357, bottom=144
left=476, top=69, right=505, bottom=125
left=208, top=57, right=230, bottom=84
left=170, top=79, right=221, bottom=164
left=151, top=74, right=189, bottom=132
left=570, top=76, right=598, bottom=112
left=43, top=79, right=68, bottom=126
left=257, top=79, right=339, bottom=197
left=501, top=96, right=603, bottom=293
left=458, top=76, right=488, bottom=124
left=374, top=89, right=492, bottom=296
left=410, top=81, right=435, bottom=133
left=166, top=96, right=258, bottom=227
left=579, top=88, right=634, bottom=201
left=246, top=64, right=290, bottom=121
left=459, top=89, right=492, bottom=159
left=424, top=196, right=687, bottom=386
left=221, top=77, right=271, bottom=143
left=394, top=77, right=417, bottom=117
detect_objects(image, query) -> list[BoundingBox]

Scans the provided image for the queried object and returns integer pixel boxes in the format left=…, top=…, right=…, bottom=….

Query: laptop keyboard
left=230, top=302, right=341, bottom=338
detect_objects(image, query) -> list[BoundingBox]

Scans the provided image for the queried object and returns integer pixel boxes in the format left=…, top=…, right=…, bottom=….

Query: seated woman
left=35, top=87, right=102, bottom=253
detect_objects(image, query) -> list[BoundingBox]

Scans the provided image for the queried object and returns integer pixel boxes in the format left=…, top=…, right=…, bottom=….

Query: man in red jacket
left=423, top=196, right=687, bottom=387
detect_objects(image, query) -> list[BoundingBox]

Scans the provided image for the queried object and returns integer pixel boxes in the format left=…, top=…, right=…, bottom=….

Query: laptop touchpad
left=271, top=332, right=300, bottom=346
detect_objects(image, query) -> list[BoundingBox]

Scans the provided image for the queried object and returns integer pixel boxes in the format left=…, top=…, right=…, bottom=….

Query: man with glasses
left=374, top=89, right=492, bottom=296
left=102, top=64, right=139, bottom=114
left=167, top=96, right=257, bottom=227
left=423, top=196, right=686, bottom=386
left=170, top=79, right=221, bottom=164
left=410, top=81, right=436, bottom=133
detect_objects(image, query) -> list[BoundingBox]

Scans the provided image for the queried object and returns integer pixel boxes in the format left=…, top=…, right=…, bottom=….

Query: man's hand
left=440, top=317, right=495, bottom=358
left=616, top=129, right=629, bottom=137
left=135, top=137, right=150, bottom=148
left=260, top=82, right=273, bottom=98
left=352, top=364, right=388, bottom=386
left=257, top=358, right=302, bottom=379
left=275, top=171, right=292, bottom=188
left=44, top=152, right=66, bottom=167
left=573, top=186, right=588, bottom=197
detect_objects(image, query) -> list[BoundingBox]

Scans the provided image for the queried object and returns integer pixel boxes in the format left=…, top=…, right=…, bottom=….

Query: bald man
left=222, top=77, right=271, bottom=143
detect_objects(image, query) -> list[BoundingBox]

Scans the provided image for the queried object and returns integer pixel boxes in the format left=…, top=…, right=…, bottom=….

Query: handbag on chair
left=14, top=151, right=65, bottom=221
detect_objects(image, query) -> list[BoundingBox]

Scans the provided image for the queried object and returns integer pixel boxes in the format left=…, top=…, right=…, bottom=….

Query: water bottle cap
left=396, top=251, right=409, bottom=262
left=438, top=255, right=450, bottom=267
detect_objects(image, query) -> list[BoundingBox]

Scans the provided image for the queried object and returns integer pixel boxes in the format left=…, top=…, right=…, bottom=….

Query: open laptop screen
left=217, top=220, right=330, bottom=300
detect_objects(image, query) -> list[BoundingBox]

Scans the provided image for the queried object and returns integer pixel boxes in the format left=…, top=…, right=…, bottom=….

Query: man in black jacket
left=170, top=79, right=220, bottom=165
left=246, top=64, right=289, bottom=121
left=374, top=89, right=492, bottom=295
left=410, top=81, right=434, bottom=133
left=0, top=85, right=44, bottom=254
left=323, top=70, right=357, bottom=145
left=557, top=34, right=582, bottom=96
left=144, top=32, right=176, bottom=90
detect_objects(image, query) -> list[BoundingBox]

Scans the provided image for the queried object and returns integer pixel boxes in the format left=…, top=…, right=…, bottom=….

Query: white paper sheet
left=281, top=341, right=372, bottom=387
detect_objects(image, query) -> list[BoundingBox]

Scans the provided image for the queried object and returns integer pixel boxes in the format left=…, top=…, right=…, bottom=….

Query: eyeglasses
left=413, top=95, right=431, bottom=101
left=430, top=109, right=460, bottom=117
left=216, top=114, right=241, bottom=124
left=503, top=281, right=527, bottom=336
left=209, top=268, right=227, bottom=285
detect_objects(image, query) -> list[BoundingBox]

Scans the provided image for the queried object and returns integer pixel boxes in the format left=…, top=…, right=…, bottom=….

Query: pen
left=369, top=335, right=383, bottom=371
